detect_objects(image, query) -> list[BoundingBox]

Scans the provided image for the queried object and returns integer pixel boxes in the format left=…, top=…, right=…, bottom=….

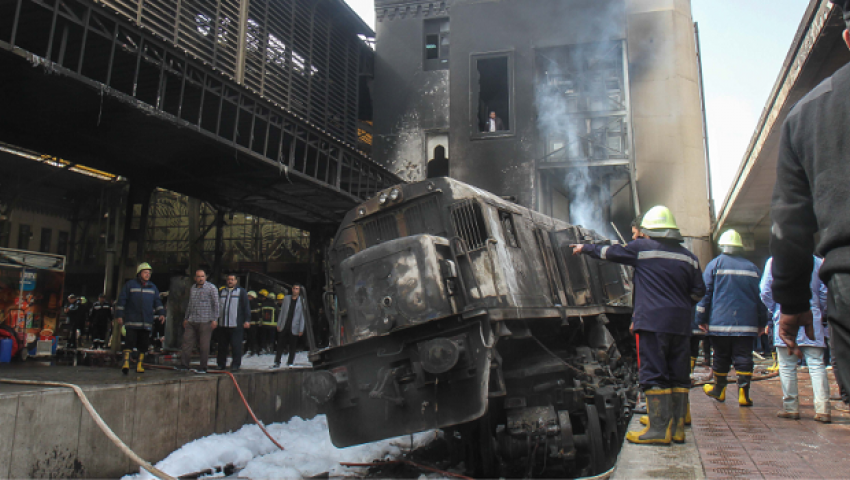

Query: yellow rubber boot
left=626, top=388, right=673, bottom=445
left=137, top=353, right=145, bottom=373
left=690, top=357, right=696, bottom=375
left=672, top=388, right=688, bottom=443
left=685, top=400, right=691, bottom=425
left=767, top=351, right=779, bottom=372
left=703, top=372, right=728, bottom=402
left=122, top=350, right=131, bottom=375
left=738, top=372, right=753, bottom=406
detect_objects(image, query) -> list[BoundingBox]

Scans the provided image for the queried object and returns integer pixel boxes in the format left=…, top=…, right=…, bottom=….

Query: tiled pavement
left=692, top=368, right=850, bottom=480
left=614, top=367, right=850, bottom=479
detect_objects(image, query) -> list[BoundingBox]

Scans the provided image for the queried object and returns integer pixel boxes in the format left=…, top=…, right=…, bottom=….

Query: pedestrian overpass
left=0, top=0, right=400, bottom=231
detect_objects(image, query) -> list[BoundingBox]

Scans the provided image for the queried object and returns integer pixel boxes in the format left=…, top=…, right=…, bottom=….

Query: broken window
left=424, top=18, right=450, bottom=71
left=499, top=211, right=520, bottom=248
left=473, top=54, right=512, bottom=135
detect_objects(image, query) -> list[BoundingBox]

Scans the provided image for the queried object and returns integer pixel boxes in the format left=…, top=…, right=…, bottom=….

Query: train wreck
left=305, top=178, right=637, bottom=477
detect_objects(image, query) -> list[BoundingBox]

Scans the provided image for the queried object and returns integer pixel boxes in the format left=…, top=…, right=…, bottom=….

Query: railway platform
left=614, top=365, right=850, bottom=479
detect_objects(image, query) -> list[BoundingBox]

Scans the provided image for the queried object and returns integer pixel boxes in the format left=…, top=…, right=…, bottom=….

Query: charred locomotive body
left=307, top=178, right=636, bottom=476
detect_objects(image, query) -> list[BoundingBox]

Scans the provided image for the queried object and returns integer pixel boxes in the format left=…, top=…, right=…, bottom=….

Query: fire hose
left=143, top=364, right=286, bottom=451
left=0, top=378, right=176, bottom=480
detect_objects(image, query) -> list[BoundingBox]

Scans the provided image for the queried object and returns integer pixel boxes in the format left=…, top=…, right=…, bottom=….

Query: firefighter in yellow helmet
left=572, top=206, right=705, bottom=444
left=697, top=230, right=767, bottom=408
left=259, top=289, right=278, bottom=353
left=114, top=262, right=165, bottom=374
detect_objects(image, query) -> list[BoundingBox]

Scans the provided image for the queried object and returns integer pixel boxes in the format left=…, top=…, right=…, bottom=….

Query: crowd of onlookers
left=61, top=264, right=326, bottom=375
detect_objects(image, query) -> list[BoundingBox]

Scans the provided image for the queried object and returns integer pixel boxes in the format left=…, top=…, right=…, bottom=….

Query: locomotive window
left=499, top=211, right=520, bottom=248
left=450, top=200, right=488, bottom=251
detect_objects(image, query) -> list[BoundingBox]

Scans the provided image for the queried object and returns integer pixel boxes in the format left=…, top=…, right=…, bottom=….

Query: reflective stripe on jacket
left=260, top=299, right=277, bottom=326
left=583, top=238, right=705, bottom=336
left=696, top=254, right=767, bottom=337
left=115, top=278, right=164, bottom=331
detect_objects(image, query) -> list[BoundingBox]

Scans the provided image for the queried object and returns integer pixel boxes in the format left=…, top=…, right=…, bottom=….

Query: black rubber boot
left=703, top=371, right=728, bottom=402
left=627, top=388, right=672, bottom=445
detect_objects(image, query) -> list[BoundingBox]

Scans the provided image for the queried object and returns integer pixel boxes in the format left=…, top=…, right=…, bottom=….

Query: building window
left=472, top=54, right=512, bottom=136
left=17, top=225, right=31, bottom=251
left=424, top=18, right=449, bottom=71
left=57, top=231, right=69, bottom=256
left=40, top=228, right=52, bottom=253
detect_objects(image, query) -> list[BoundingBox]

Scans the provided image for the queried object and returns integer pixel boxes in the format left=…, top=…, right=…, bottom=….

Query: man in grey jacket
left=273, top=284, right=309, bottom=368
left=217, top=274, right=251, bottom=371
left=180, top=269, right=220, bottom=373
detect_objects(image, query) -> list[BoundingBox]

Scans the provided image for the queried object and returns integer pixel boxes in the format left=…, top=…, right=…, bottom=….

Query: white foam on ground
left=123, top=415, right=437, bottom=480
left=238, top=352, right=311, bottom=369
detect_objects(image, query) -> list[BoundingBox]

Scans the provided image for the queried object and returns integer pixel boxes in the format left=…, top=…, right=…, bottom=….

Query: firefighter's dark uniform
left=260, top=296, right=278, bottom=353
left=697, top=253, right=767, bottom=405
left=89, top=299, right=113, bottom=349
left=246, top=295, right=262, bottom=355
left=580, top=228, right=704, bottom=445
left=582, top=239, right=705, bottom=389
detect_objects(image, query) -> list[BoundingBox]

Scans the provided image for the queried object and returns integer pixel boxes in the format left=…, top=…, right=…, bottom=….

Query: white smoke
left=534, top=41, right=620, bottom=239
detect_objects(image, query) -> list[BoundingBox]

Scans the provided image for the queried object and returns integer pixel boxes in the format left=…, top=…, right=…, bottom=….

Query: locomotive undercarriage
left=307, top=309, right=637, bottom=478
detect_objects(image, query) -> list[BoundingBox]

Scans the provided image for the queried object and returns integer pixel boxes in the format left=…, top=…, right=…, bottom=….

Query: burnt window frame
left=470, top=51, right=515, bottom=139
left=449, top=200, right=490, bottom=252
left=423, top=18, right=450, bottom=71
left=498, top=210, right=520, bottom=248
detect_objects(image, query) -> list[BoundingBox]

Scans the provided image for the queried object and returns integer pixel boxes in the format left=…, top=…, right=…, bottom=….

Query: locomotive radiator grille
left=362, top=214, right=399, bottom=247
left=450, top=200, right=488, bottom=251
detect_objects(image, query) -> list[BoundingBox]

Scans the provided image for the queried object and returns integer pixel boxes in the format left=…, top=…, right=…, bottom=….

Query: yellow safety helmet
left=136, top=262, right=152, bottom=275
left=259, top=289, right=269, bottom=297
left=276, top=293, right=285, bottom=300
left=640, top=206, right=683, bottom=241
left=641, top=206, right=678, bottom=230
left=718, top=229, right=744, bottom=248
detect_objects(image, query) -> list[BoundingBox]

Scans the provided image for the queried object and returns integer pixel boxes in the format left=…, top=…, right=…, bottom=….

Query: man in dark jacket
left=698, top=229, right=767, bottom=406
left=216, top=274, right=251, bottom=371
left=573, top=206, right=704, bottom=445
left=115, top=263, right=165, bottom=374
left=770, top=1, right=850, bottom=399
left=88, top=294, right=113, bottom=350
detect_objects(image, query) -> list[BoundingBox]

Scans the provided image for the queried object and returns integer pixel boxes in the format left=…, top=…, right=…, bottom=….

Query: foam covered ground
left=123, top=415, right=438, bottom=480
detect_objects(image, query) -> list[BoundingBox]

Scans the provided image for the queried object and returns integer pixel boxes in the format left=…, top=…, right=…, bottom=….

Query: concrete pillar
left=626, top=0, right=712, bottom=265
left=187, top=197, right=202, bottom=275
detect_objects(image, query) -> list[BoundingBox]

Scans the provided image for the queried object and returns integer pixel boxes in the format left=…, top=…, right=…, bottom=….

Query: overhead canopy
left=714, top=0, right=850, bottom=263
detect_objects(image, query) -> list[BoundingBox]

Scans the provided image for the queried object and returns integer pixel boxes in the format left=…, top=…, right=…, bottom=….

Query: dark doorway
left=427, top=145, right=449, bottom=178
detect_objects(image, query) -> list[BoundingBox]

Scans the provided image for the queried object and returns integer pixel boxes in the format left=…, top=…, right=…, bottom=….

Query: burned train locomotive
left=305, top=178, right=636, bottom=477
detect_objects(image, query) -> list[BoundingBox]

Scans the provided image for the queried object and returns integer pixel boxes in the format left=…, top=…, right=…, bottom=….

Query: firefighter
left=88, top=294, right=113, bottom=349
left=572, top=206, right=705, bottom=445
left=245, top=291, right=262, bottom=356
left=259, top=289, right=278, bottom=353
left=697, top=230, right=767, bottom=407
left=115, top=263, right=165, bottom=374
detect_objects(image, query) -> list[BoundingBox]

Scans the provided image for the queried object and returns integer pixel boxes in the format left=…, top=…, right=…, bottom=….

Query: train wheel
left=585, top=404, right=606, bottom=474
